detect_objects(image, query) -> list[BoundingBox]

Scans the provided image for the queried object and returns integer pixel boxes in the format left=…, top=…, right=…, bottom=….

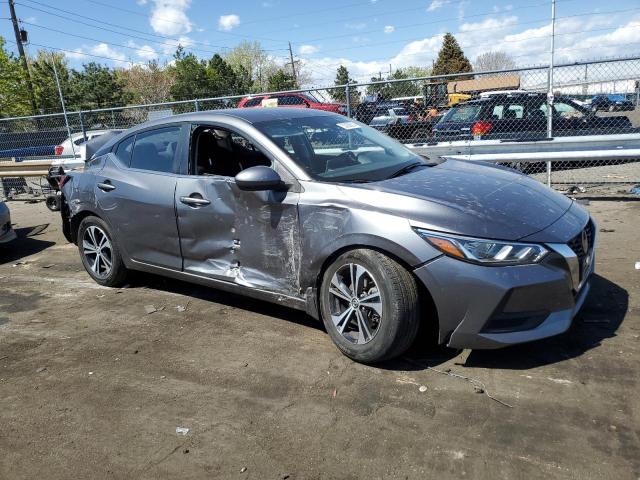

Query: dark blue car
left=590, top=94, right=635, bottom=112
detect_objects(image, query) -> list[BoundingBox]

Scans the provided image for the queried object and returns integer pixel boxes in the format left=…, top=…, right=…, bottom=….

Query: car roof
left=95, top=108, right=338, bottom=155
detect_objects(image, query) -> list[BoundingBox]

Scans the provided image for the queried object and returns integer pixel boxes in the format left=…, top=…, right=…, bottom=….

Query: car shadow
left=126, top=271, right=324, bottom=331
left=377, top=274, right=627, bottom=371
left=0, top=225, right=55, bottom=265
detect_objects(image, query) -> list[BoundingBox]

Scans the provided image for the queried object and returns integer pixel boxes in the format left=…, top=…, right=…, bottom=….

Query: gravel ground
left=0, top=200, right=639, bottom=480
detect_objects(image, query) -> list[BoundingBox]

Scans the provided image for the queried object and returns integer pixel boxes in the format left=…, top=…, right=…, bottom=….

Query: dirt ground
left=0, top=200, right=638, bottom=480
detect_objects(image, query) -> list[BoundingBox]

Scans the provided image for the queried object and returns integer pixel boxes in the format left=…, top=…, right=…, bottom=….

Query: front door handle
left=180, top=195, right=211, bottom=206
left=97, top=181, right=116, bottom=192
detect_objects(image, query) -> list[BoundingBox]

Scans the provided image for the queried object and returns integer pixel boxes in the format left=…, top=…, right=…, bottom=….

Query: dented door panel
left=175, top=176, right=301, bottom=295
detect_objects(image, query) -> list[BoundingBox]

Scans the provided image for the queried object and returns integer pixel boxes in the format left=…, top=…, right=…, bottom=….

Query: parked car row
left=433, top=92, right=637, bottom=141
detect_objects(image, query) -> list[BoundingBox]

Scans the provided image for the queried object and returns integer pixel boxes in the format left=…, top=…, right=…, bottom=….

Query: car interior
left=191, top=126, right=271, bottom=176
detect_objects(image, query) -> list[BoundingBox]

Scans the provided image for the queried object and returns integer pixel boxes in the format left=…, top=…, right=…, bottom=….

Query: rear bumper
left=413, top=242, right=595, bottom=350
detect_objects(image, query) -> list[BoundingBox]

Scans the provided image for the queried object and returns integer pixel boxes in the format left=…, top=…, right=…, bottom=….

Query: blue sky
left=2, top=0, right=640, bottom=86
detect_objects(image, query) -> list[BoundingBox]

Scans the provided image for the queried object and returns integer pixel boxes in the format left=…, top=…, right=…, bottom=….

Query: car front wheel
left=77, top=216, right=128, bottom=287
left=320, top=249, right=420, bottom=363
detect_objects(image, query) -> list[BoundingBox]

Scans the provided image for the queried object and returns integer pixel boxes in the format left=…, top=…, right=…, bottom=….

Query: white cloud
left=299, top=44, right=319, bottom=55
left=299, top=13, right=640, bottom=88
left=127, top=40, right=158, bottom=60
left=90, top=43, right=127, bottom=62
left=66, top=48, right=86, bottom=60
left=150, top=0, right=192, bottom=36
left=384, top=25, right=395, bottom=34
left=427, top=0, right=445, bottom=12
left=137, top=0, right=147, bottom=4
left=218, top=14, right=240, bottom=31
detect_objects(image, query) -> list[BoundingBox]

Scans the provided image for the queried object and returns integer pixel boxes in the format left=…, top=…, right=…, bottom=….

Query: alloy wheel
left=328, top=263, right=383, bottom=345
left=82, top=225, right=113, bottom=279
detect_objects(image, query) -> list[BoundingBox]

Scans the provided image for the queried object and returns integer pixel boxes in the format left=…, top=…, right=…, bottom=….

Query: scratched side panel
left=234, top=188, right=301, bottom=295
left=297, top=182, right=442, bottom=291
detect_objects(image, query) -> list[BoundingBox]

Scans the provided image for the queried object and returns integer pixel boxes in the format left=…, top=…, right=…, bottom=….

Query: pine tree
left=432, top=33, right=472, bottom=77
left=267, top=69, right=296, bottom=91
left=331, top=65, right=355, bottom=102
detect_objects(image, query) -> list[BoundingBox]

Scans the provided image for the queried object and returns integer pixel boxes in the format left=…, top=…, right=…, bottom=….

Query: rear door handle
left=180, top=195, right=211, bottom=206
left=97, top=181, right=116, bottom=192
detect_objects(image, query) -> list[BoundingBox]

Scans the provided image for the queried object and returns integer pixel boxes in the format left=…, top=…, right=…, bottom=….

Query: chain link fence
left=1, top=56, right=640, bottom=200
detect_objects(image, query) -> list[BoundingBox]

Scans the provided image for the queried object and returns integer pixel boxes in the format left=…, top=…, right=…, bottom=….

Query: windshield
left=255, top=115, right=423, bottom=182
left=303, top=92, right=322, bottom=103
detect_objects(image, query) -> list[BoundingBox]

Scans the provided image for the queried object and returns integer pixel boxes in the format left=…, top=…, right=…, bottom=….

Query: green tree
left=207, top=54, right=251, bottom=96
left=224, top=40, right=277, bottom=92
left=331, top=65, right=357, bottom=103
left=267, top=69, right=296, bottom=91
left=70, top=62, right=127, bottom=109
left=432, top=33, right=472, bottom=77
left=0, top=37, right=31, bottom=117
left=29, top=51, right=74, bottom=113
left=169, top=47, right=211, bottom=100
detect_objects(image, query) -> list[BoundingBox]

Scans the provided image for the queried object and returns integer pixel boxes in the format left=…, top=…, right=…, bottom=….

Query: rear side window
left=243, top=97, right=263, bottom=107
left=130, top=127, right=181, bottom=173
left=444, top=104, right=482, bottom=122
left=114, top=135, right=134, bottom=165
left=278, top=95, right=306, bottom=106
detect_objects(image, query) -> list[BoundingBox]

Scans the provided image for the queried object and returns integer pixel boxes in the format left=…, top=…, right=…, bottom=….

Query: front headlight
left=414, top=229, right=548, bottom=265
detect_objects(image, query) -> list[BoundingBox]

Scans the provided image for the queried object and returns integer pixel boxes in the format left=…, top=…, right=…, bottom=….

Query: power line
left=5, top=38, right=147, bottom=65
left=79, top=0, right=285, bottom=44
left=16, top=0, right=288, bottom=53
left=300, top=21, right=640, bottom=61
left=295, top=4, right=640, bottom=45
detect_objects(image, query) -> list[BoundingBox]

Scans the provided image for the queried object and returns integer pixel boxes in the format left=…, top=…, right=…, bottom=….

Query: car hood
left=339, top=160, right=575, bottom=241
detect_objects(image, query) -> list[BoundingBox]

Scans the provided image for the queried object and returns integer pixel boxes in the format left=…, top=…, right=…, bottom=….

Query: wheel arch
left=306, top=240, right=440, bottom=345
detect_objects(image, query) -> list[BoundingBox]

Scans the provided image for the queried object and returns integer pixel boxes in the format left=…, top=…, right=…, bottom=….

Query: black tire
left=319, top=249, right=420, bottom=363
left=45, top=194, right=61, bottom=212
left=77, top=215, right=128, bottom=287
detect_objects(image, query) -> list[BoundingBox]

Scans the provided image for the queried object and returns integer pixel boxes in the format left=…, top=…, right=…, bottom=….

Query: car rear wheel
left=320, top=249, right=420, bottom=363
left=78, top=216, right=128, bottom=287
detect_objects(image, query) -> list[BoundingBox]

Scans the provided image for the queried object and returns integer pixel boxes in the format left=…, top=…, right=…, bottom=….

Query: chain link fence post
left=345, top=84, right=352, bottom=118
left=79, top=111, right=87, bottom=141
left=194, top=99, right=199, bottom=112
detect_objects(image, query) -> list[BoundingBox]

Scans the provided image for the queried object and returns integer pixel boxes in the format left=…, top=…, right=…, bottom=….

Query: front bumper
left=0, top=221, right=16, bottom=244
left=414, top=231, right=595, bottom=349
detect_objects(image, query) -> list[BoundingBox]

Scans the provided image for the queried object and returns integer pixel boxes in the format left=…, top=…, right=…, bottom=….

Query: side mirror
left=235, top=166, right=285, bottom=191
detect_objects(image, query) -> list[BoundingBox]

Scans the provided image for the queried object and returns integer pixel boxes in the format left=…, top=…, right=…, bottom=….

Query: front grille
left=567, top=219, right=595, bottom=283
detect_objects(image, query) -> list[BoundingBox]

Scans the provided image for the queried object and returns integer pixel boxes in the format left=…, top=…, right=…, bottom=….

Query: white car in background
left=52, top=130, right=110, bottom=169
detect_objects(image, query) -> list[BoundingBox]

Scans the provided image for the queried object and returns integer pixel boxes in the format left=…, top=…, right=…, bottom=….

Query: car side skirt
left=129, top=259, right=308, bottom=312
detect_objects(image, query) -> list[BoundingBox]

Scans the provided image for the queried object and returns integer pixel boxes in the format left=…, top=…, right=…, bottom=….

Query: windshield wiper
left=339, top=178, right=374, bottom=184
left=387, top=162, right=428, bottom=179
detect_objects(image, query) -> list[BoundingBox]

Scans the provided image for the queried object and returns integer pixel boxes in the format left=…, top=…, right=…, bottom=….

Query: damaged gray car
left=0, top=200, right=16, bottom=244
left=57, top=108, right=595, bottom=363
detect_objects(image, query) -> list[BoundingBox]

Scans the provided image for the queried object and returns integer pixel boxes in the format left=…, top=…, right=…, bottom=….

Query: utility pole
left=287, top=42, right=297, bottom=87
left=8, top=0, right=37, bottom=114
left=546, top=0, right=556, bottom=187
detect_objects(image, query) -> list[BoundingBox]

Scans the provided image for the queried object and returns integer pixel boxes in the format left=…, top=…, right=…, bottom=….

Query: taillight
left=54, top=145, right=64, bottom=155
left=471, top=121, right=492, bottom=136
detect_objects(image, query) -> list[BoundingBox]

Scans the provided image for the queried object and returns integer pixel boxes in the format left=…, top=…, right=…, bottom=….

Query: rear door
left=96, top=124, right=188, bottom=269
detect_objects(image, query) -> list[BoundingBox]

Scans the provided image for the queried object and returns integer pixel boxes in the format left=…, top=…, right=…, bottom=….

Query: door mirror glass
left=235, top=166, right=284, bottom=191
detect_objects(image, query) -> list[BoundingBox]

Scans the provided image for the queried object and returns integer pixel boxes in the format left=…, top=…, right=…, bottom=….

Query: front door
left=175, top=126, right=301, bottom=296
